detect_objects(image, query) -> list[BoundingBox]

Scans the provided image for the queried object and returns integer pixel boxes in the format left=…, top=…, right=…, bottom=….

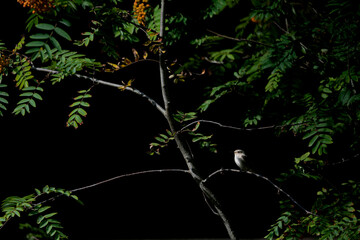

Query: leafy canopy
left=1, top=0, right=360, bottom=239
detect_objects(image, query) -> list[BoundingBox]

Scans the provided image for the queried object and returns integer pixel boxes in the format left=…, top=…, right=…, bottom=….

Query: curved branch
left=179, top=119, right=310, bottom=133
left=203, top=168, right=315, bottom=216
left=33, top=169, right=190, bottom=207
left=32, top=67, right=166, bottom=117
left=70, top=169, right=190, bottom=193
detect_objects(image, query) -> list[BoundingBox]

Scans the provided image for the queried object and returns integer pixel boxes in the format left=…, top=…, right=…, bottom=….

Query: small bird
left=234, top=149, right=247, bottom=171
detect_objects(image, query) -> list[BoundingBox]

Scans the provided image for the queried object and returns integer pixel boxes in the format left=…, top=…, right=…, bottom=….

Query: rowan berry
left=0, top=54, right=10, bottom=75
left=17, top=0, right=55, bottom=14
left=133, top=0, right=150, bottom=26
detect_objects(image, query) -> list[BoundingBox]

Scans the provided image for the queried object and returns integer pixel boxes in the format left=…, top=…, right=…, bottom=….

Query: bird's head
left=234, top=149, right=246, bottom=158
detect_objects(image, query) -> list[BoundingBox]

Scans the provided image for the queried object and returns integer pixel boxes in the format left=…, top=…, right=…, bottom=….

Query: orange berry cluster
left=133, top=0, right=150, bottom=26
left=17, top=0, right=55, bottom=14
left=0, top=54, right=10, bottom=75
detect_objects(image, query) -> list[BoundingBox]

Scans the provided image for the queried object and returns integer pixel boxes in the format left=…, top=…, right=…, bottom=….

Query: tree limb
left=32, top=67, right=166, bottom=117
left=32, top=169, right=190, bottom=207
left=203, top=168, right=315, bottom=216
left=158, top=2, right=237, bottom=238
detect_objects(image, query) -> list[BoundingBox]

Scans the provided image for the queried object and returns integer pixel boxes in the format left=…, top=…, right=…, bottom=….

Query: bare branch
left=179, top=119, right=309, bottom=133
left=32, top=169, right=190, bottom=208
left=32, top=67, right=166, bottom=117
left=70, top=169, right=190, bottom=193
left=203, top=168, right=315, bottom=216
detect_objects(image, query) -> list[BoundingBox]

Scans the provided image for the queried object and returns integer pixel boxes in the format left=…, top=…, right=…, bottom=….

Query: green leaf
left=26, top=41, right=45, bottom=47
left=29, top=99, right=36, bottom=107
left=25, top=47, right=41, bottom=54
left=14, top=210, right=21, bottom=217
left=35, top=23, right=55, bottom=31
left=308, top=134, right=319, bottom=147
left=166, top=129, right=173, bottom=136
left=54, top=27, right=72, bottom=41
left=43, top=185, right=50, bottom=193
left=19, top=92, right=34, bottom=97
left=50, top=37, right=61, bottom=50
left=71, top=195, right=79, bottom=201
left=30, top=33, right=50, bottom=40
left=75, top=115, right=83, bottom=124
left=35, top=188, right=41, bottom=195
left=46, top=224, right=53, bottom=234
left=59, top=19, right=71, bottom=27
left=69, top=101, right=81, bottom=107
left=44, top=43, right=52, bottom=59
left=312, top=139, right=322, bottom=154
left=22, top=86, right=36, bottom=91
left=39, top=219, right=49, bottom=228
left=33, top=93, right=43, bottom=101
left=80, top=102, right=90, bottom=107
left=77, top=108, right=87, bottom=116
left=0, top=97, right=8, bottom=104
left=160, top=134, right=168, bottom=140
left=44, top=212, right=57, bottom=219
left=38, top=206, right=51, bottom=213
left=303, top=130, right=317, bottom=140
left=37, top=215, right=45, bottom=224
left=155, top=136, right=166, bottom=143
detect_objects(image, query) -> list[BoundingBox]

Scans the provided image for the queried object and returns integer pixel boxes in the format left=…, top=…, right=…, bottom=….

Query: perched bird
left=234, top=149, right=247, bottom=171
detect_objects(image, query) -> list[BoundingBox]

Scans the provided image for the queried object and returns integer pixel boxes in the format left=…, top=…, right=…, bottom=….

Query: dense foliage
left=1, top=0, right=360, bottom=239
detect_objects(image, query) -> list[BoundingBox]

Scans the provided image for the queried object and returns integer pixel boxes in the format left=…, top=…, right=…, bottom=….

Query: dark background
left=0, top=1, right=334, bottom=239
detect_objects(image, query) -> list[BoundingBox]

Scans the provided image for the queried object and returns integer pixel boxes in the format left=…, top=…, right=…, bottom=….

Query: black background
left=0, top=1, right=340, bottom=239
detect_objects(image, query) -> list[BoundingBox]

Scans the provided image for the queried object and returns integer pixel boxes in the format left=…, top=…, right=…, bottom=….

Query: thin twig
left=203, top=168, right=315, bottom=216
left=179, top=119, right=309, bottom=133
left=32, top=66, right=166, bottom=117
left=327, top=153, right=360, bottom=166
left=201, top=190, right=219, bottom=216
left=272, top=21, right=289, bottom=34
left=207, top=29, right=273, bottom=48
left=33, top=169, right=190, bottom=207
left=71, top=169, right=190, bottom=193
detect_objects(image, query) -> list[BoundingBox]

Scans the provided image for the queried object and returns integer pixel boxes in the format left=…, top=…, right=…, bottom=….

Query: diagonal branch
left=32, top=67, right=166, bottom=117
left=203, top=168, right=315, bottom=216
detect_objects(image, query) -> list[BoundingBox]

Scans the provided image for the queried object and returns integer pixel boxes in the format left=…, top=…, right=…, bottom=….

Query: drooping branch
left=0, top=168, right=191, bottom=231
left=33, top=169, right=190, bottom=207
left=203, top=168, right=315, bottom=216
left=32, top=67, right=166, bottom=117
